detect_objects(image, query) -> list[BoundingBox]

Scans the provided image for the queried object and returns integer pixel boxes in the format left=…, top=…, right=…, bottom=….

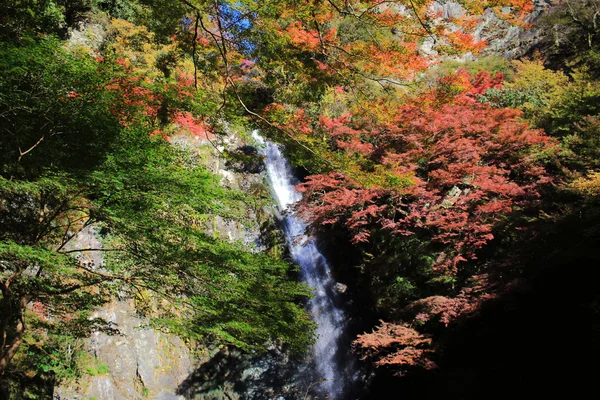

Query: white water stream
left=252, top=131, right=355, bottom=398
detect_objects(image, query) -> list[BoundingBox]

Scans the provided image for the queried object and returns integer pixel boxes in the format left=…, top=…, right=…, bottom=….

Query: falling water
left=252, top=131, right=357, bottom=398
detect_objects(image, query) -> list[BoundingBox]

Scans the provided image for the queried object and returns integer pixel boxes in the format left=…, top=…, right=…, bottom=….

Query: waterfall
left=252, top=131, right=357, bottom=399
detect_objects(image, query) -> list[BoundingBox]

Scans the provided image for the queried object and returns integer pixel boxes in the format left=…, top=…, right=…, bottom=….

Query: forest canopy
left=1, top=0, right=599, bottom=398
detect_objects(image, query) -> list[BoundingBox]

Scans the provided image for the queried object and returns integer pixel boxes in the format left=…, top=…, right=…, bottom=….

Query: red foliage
left=297, top=71, right=556, bottom=271
left=103, top=58, right=202, bottom=130
left=196, top=36, right=211, bottom=47
left=150, top=129, right=167, bottom=139
left=29, top=301, right=49, bottom=321
left=354, top=321, right=436, bottom=373
left=104, top=63, right=160, bottom=125
left=406, top=273, right=498, bottom=327
left=354, top=274, right=527, bottom=371
left=173, top=111, right=215, bottom=139
left=176, top=71, right=195, bottom=88
left=240, top=59, right=255, bottom=71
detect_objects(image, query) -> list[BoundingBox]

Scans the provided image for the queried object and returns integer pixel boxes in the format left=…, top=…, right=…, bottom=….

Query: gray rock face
left=68, top=22, right=108, bottom=54
left=59, top=226, right=193, bottom=399
left=429, top=1, right=465, bottom=19
left=421, top=1, right=552, bottom=61
left=474, top=9, right=529, bottom=59
left=473, top=1, right=552, bottom=59
left=64, top=225, right=104, bottom=271
left=56, top=125, right=281, bottom=399
left=55, top=300, right=192, bottom=400
left=170, top=125, right=273, bottom=251
left=177, top=346, right=314, bottom=400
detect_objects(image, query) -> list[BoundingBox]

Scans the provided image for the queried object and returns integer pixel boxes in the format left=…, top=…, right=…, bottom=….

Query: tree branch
left=17, top=135, right=45, bottom=162
left=59, top=248, right=124, bottom=255
left=192, top=12, right=200, bottom=90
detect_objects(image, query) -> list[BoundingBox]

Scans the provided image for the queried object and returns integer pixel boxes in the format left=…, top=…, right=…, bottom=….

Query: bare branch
left=192, top=12, right=200, bottom=90
left=17, top=135, right=45, bottom=162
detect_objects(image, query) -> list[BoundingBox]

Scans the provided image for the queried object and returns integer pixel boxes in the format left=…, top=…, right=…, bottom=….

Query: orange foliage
left=286, top=21, right=322, bottom=51
left=354, top=321, right=436, bottom=373
left=444, top=30, right=487, bottom=54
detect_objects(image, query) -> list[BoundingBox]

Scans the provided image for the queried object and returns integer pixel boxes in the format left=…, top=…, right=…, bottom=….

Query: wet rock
left=335, top=283, right=348, bottom=294
left=225, top=145, right=265, bottom=174
left=177, top=347, right=314, bottom=400
left=237, top=145, right=258, bottom=156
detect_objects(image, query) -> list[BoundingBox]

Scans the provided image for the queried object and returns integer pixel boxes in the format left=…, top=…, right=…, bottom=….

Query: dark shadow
left=367, top=201, right=600, bottom=399
left=176, top=347, right=316, bottom=400
left=0, top=372, right=55, bottom=400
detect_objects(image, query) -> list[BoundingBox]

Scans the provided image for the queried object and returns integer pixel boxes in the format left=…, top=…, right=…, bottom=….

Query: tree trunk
left=0, top=296, right=29, bottom=375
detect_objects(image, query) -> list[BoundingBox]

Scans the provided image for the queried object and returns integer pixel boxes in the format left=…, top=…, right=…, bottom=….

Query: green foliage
left=0, top=0, right=98, bottom=40
left=562, top=115, right=600, bottom=171
left=83, top=357, right=110, bottom=376
left=0, top=37, right=122, bottom=179
left=337, top=17, right=373, bottom=46
left=137, top=0, right=190, bottom=43
left=428, top=56, right=513, bottom=82
left=377, top=276, right=417, bottom=312
left=538, top=69, right=600, bottom=137
left=537, top=0, right=600, bottom=78
left=97, top=0, right=142, bottom=21
left=0, top=18, right=313, bottom=391
left=477, top=87, right=545, bottom=109
left=495, top=59, right=600, bottom=173
left=8, top=307, right=117, bottom=387
left=349, top=232, right=439, bottom=318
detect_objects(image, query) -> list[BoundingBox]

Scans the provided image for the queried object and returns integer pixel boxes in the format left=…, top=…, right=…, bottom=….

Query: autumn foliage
left=354, top=321, right=436, bottom=373
left=13, top=0, right=593, bottom=389
left=162, top=0, right=550, bottom=380
left=297, top=70, right=554, bottom=272
left=233, top=2, right=555, bottom=374
left=292, top=67, right=558, bottom=373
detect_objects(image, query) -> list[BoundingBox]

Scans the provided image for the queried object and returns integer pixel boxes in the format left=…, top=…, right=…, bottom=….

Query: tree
left=297, top=69, right=554, bottom=272
left=1, top=0, right=547, bottom=382
left=131, top=0, right=535, bottom=162
left=0, top=0, right=99, bottom=41
left=537, top=0, right=600, bottom=77
left=0, top=37, right=123, bottom=179
left=354, top=321, right=436, bottom=374
left=0, top=36, right=312, bottom=378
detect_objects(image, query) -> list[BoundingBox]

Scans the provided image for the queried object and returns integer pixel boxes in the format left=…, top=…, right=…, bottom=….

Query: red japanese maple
left=297, top=70, right=555, bottom=272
